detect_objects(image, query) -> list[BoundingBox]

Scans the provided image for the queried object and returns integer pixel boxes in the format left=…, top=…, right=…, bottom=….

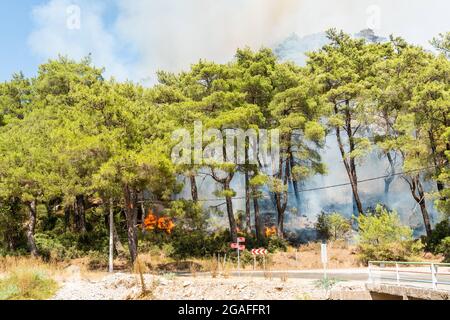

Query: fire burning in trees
left=143, top=210, right=175, bottom=234
left=265, top=226, right=277, bottom=238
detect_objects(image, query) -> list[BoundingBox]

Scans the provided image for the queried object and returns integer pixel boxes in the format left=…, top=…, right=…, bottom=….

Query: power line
left=192, top=165, right=439, bottom=203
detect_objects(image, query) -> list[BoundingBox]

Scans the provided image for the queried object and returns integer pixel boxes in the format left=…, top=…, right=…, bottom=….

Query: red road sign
left=251, top=248, right=268, bottom=255
left=239, top=245, right=245, bottom=250
left=237, top=237, right=246, bottom=243
left=231, top=243, right=239, bottom=249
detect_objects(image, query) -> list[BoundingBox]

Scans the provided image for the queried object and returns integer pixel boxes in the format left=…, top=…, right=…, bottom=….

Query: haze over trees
left=0, top=30, right=448, bottom=264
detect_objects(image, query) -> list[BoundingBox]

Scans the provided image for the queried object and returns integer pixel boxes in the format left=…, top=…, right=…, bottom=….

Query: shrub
left=437, top=237, right=450, bottom=262
left=0, top=268, right=58, bottom=300
left=357, top=205, right=423, bottom=263
left=169, top=229, right=231, bottom=260
left=266, top=236, right=288, bottom=253
left=315, top=212, right=351, bottom=241
left=0, top=202, right=26, bottom=253
left=426, top=219, right=450, bottom=253
left=35, top=233, right=82, bottom=261
left=35, top=233, right=67, bottom=261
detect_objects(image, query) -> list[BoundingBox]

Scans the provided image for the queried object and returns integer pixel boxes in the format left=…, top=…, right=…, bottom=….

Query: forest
left=0, top=29, right=449, bottom=266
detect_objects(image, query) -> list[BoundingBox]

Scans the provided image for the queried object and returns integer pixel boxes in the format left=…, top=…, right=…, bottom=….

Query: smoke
left=28, top=0, right=450, bottom=83
left=182, top=133, right=440, bottom=239
left=114, top=0, right=302, bottom=83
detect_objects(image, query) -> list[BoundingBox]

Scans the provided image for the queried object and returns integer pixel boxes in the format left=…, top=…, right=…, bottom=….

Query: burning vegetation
left=143, top=210, right=175, bottom=234
left=265, top=226, right=277, bottom=238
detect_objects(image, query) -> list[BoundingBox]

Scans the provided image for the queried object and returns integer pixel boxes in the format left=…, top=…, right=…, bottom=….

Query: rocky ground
left=52, top=269, right=369, bottom=300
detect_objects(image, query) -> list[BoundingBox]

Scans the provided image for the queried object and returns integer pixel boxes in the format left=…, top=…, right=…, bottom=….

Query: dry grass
left=0, top=256, right=60, bottom=276
left=0, top=257, right=59, bottom=300
left=208, top=256, right=219, bottom=278
left=131, top=256, right=154, bottom=299
left=270, top=241, right=363, bottom=270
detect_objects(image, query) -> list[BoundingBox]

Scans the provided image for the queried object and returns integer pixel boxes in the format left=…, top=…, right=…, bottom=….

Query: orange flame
left=143, top=212, right=157, bottom=230
left=157, top=217, right=175, bottom=234
left=265, top=226, right=277, bottom=238
left=144, top=210, right=175, bottom=234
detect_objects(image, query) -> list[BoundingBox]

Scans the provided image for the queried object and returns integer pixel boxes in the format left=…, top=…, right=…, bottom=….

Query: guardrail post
left=396, top=263, right=400, bottom=285
left=368, top=262, right=373, bottom=283
left=431, top=263, right=437, bottom=290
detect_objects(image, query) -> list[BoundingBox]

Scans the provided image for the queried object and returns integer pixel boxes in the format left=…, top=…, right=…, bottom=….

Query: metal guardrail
left=368, top=261, right=450, bottom=290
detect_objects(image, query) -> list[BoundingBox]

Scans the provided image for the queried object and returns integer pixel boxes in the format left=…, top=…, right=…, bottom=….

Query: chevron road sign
left=251, top=248, right=268, bottom=255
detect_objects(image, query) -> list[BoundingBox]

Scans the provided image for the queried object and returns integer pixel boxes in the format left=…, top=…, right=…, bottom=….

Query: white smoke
left=28, top=0, right=450, bottom=83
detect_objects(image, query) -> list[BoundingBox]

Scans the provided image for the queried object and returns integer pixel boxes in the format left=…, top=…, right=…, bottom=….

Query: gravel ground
left=52, top=271, right=368, bottom=300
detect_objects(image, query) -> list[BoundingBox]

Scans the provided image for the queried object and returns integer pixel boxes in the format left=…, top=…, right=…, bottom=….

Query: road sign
left=237, top=237, right=246, bottom=243
left=231, top=243, right=245, bottom=250
left=251, top=248, right=268, bottom=255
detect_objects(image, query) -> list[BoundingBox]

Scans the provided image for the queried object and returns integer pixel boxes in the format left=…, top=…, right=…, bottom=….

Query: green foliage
left=357, top=205, right=423, bottom=263
left=314, top=278, right=341, bottom=291
left=315, top=212, right=352, bottom=241
left=0, top=32, right=448, bottom=264
left=426, top=219, right=450, bottom=253
left=170, top=229, right=231, bottom=260
left=266, top=236, right=288, bottom=253
left=437, top=237, right=450, bottom=262
left=0, top=202, right=26, bottom=252
left=34, top=233, right=83, bottom=261
left=431, top=32, right=450, bottom=58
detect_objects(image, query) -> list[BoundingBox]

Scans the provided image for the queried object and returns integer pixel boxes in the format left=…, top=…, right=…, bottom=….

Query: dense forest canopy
left=0, top=30, right=448, bottom=264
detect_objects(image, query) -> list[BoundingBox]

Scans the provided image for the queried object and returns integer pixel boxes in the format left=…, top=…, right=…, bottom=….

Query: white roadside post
left=251, top=248, right=268, bottom=272
left=396, top=263, right=400, bottom=285
left=431, top=263, right=437, bottom=290
left=108, top=198, right=114, bottom=273
left=237, top=238, right=240, bottom=277
left=232, top=237, right=245, bottom=277
left=321, top=243, right=328, bottom=281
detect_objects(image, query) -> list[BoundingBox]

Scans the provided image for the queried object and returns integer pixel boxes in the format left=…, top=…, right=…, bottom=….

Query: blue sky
left=1, top=0, right=449, bottom=84
left=0, top=1, right=41, bottom=80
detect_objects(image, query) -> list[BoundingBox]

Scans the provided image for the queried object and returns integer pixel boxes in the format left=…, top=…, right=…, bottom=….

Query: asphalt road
left=182, top=267, right=450, bottom=291
left=229, top=269, right=369, bottom=281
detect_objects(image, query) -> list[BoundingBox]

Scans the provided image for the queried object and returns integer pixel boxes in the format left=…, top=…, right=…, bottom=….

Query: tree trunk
left=190, top=175, right=198, bottom=202
left=210, top=143, right=237, bottom=242
left=224, top=179, right=238, bottom=242
left=26, top=200, right=38, bottom=257
left=74, top=195, right=87, bottom=233
left=64, top=206, right=71, bottom=231
left=428, top=130, right=446, bottom=195
left=335, top=103, right=363, bottom=216
left=419, top=200, right=432, bottom=238
left=276, top=205, right=285, bottom=237
left=244, top=144, right=251, bottom=233
left=384, top=151, right=396, bottom=200
left=404, top=175, right=432, bottom=237
left=416, top=178, right=432, bottom=238
left=289, top=151, right=301, bottom=214
left=253, top=197, right=263, bottom=242
left=123, top=185, right=139, bottom=265
left=275, top=155, right=288, bottom=238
